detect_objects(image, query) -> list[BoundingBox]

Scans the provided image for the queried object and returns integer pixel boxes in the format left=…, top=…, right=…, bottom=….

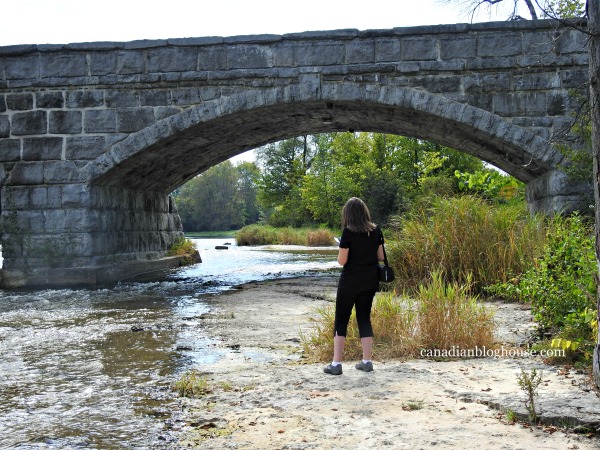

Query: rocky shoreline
left=171, top=276, right=600, bottom=449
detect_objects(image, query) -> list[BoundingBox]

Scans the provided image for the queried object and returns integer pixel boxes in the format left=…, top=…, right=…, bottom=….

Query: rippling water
left=0, top=239, right=338, bottom=449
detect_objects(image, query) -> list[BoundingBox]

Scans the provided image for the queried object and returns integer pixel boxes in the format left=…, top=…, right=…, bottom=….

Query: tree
left=236, top=161, right=261, bottom=224
left=437, top=0, right=585, bottom=21
left=588, top=0, right=600, bottom=387
left=174, top=161, right=245, bottom=231
left=256, top=136, right=316, bottom=226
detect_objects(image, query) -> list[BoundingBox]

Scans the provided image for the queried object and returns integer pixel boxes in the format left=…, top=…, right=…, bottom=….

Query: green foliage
left=455, top=168, right=524, bottom=203
left=167, top=237, right=199, bottom=265
left=496, top=214, right=596, bottom=331
left=543, top=0, right=586, bottom=18
left=516, top=368, right=543, bottom=424
left=172, top=370, right=211, bottom=398
left=174, top=161, right=258, bottom=231
left=388, top=196, right=545, bottom=293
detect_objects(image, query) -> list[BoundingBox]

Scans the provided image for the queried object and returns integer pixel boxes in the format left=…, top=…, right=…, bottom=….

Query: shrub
left=172, top=370, right=211, bottom=398
left=235, top=224, right=280, bottom=245
left=301, top=271, right=495, bottom=362
left=236, top=225, right=335, bottom=246
left=167, top=237, right=199, bottom=265
left=387, top=196, right=546, bottom=293
left=417, top=271, right=495, bottom=350
left=307, top=229, right=335, bottom=246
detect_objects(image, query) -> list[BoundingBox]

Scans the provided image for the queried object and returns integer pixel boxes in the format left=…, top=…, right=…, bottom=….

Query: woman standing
left=324, top=197, right=385, bottom=375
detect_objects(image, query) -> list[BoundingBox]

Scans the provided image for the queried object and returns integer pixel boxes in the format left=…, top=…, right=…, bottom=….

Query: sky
left=0, top=0, right=520, bottom=163
left=0, top=0, right=520, bottom=47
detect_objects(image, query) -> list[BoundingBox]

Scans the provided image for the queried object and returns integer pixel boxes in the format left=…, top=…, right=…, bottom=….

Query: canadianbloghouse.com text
left=419, top=346, right=565, bottom=359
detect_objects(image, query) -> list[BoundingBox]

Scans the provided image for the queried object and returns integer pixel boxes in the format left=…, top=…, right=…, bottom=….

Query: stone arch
left=83, top=82, right=561, bottom=194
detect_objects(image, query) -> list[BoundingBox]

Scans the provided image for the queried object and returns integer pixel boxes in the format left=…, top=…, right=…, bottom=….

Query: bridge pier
left=0, top=183, right=184, bottom=288
left=526, top=170, right=593, bottom=215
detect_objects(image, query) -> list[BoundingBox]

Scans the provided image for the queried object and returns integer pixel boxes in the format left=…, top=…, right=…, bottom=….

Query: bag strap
left=379, top=228, right=389, bottom=264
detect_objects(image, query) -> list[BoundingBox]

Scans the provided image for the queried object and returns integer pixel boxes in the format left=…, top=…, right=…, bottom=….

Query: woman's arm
left=377, top=244, right=385, bottom=262
left=337, top=247, right=349, bottom=266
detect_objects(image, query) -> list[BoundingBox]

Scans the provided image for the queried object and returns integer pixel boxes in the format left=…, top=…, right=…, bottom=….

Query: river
left=0, top=238, right=338, bottom=449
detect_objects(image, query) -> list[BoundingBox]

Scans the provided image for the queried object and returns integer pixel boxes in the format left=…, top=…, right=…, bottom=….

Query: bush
left=492, top=213, right=596, bottom=329
left=300, top=271, right=495, bottom=362
left=387, top=196, right=546, bottom=293
left=236, top=225, right=335, bottom=246
left=167, top=237, right=200, bottom=265
left=307, top=229, right=335, bottom=246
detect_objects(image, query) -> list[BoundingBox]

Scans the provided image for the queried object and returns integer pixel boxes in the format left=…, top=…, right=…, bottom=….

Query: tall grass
left=236, top=224, right=335, bottom=246
left=387, top=196, right=546, bottom=293
left=301, top=271, right=495, bottom=362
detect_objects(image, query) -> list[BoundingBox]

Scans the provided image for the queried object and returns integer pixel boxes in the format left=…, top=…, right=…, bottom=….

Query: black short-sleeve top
left=338, top=226, right=383, bottom=291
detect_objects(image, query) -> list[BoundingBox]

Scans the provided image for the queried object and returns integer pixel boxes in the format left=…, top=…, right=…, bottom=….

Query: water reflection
left=0, top=238, right=337, bottom=448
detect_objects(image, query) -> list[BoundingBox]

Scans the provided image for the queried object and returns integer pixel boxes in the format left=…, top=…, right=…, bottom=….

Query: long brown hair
left=341, top=197, right=376, bottom=233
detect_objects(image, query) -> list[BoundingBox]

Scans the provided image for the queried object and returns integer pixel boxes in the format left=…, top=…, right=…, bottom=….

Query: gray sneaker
left=323, top=364, right=343, bottom=375
left=355, top=361, right=374, bottom=372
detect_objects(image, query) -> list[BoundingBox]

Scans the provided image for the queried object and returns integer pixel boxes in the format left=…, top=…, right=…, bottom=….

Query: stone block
left=481, top=73, right=511, bottom=92
left=522, top=30, right=555, bottom=55
left=559, top=69, right=588, bottom=89
left=147, top=47, right=197, bottom=72
left=62, top=184, right=91, bottom=208
left=155, top=106, right=181, bottom=120
left=440, top=37, right=476, bottom=59
left=6, top=93, right=34, bottom=110
left=23, top=137, right=63, bottom=160
left=84, top=110, right=117, bottom=133
left=2, top=185, right=30, bottom=209
left=0, top=115, right=9, bottom=138
left=345, top=41, right=375, bottom=64
left=44, top=161, right=82, bottom=184
left=555, top=28, right=588, bottom=54
left=547, top=92, right=567, bottom=116
left=478, top=33, right=522, bottom=57
left=66, top=90, right=104, bottom=108
left=90, top=51, right=117, bottom=75
left=295, top=42, right=345, bottom=66
left=49, top=110, right=82, bottom=134
left=116, top=50, right=145, bottom=74
left=8, top=162, right=44, bottom=184
left=172, top=87, right=202, bottom=106
left=30, top=186, right=48, bottom=208
left=197, top=47, right=227, bottom=71
left=0, top=95, right=5, bottom=112
left=47, top=186, right=62, bottom=208
left=0, top=139, right=20, bottom=161
left=40, top=53, right=87, bottom=78
left=375, top=38, right=402, bottom=62
left=105, top=90, right=139, bottom=107
left=3, top=55, right=40, bottom=79
left=117, top=107, right=155, bottom=133
left=514, top=72, right=560, bottom=90
left=11, top=110, right=47, bottom=135
left=226, top=45, right=273, bottom=69
left=66, top=136, right=106, bottom=160
left=402, top=37, right=437, bottom=61
left=140, top=90, right=170, bottom=106
left=36, top=91, right=64, bottom=108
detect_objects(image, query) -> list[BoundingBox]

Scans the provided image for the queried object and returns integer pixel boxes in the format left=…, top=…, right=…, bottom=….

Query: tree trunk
left=589, top=0, right=600, bottom=388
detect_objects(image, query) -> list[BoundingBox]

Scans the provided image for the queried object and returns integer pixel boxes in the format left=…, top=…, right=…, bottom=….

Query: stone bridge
left=0, top=19, right=590, bottom=288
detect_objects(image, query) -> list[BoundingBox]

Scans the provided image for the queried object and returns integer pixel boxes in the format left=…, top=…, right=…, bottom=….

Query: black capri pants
left=333, top=288, right=376, bottom=338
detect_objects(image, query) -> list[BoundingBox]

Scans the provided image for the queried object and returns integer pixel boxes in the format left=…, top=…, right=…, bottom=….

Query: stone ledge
left=0, top=255, right=198, bottom=289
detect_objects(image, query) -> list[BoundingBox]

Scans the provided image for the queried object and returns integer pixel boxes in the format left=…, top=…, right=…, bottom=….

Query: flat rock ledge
left=172, top=276, right=600, bottom=449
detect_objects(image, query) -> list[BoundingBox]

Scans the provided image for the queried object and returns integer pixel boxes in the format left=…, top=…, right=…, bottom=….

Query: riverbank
left=172, top=276, right=600, bottom=449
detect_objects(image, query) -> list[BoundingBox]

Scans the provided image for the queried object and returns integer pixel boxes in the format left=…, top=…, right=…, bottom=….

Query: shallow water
left=0, top=239, right=338, bottom=449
